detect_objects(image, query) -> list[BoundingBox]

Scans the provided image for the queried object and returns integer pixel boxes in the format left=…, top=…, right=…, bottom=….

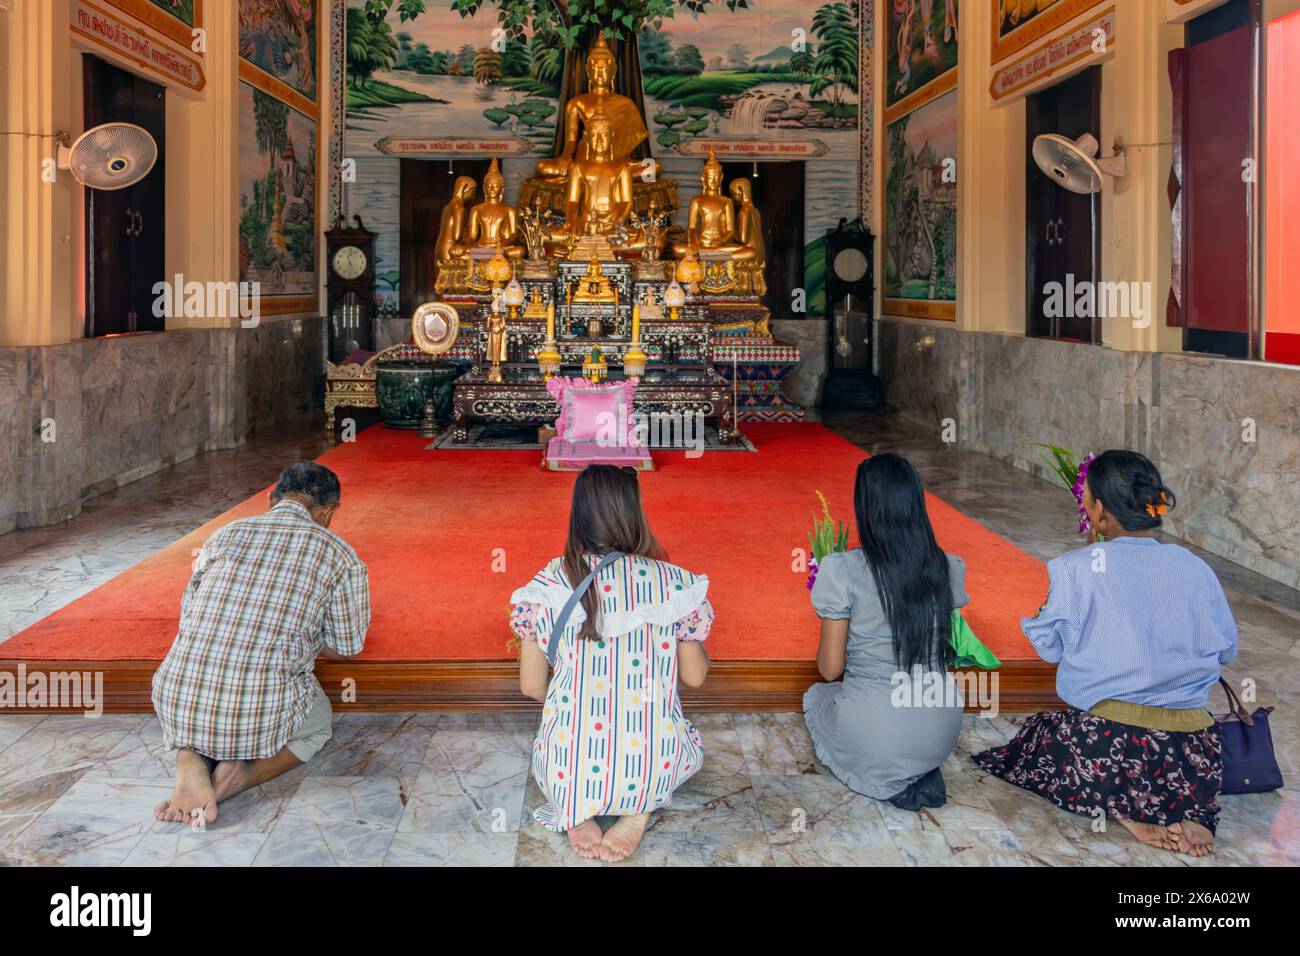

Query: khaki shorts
left=286, top=682, right=334, bottom=762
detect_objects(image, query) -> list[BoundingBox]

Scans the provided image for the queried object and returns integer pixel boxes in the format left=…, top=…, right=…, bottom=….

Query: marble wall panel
left=876, top=315, right=1300, bottom=589
left=0, top=318, right=326, bottom=534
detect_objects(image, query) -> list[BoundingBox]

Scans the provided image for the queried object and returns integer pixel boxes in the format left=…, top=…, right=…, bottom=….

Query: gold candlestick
left=538, top=303, right=561, bottom=380
left=624, top=303, right=647, bottom=379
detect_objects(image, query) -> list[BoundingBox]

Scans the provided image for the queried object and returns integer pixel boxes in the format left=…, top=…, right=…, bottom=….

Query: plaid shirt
left=152, top=500, right=369, bottom=760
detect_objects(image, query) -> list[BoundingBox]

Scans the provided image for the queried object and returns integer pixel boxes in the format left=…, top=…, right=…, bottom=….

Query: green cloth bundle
left=950, top=610, right=1000, bottom=669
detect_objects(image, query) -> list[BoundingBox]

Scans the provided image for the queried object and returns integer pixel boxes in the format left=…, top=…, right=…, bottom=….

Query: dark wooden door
left=83, top=55, right=166, bottom=336
left=1026, top=66, right=1101, bottom=341
left=721, top=161, right=805, bottom=320
left=400, top=158, right=490, bottom=315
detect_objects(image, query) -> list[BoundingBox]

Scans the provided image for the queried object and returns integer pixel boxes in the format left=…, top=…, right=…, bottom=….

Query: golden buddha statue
left=729, top=177, right=765, bottom=268
left=465, top=159, right=524, bottom=259
left=672, top=148, right=755, bottom=261
left=535, top=33, right=648, bottom=181
left=572, top=254, right=617, bottom=304
left=435, top=175, right=477, bottom=260
left=558, top=109, right=633, bottom=258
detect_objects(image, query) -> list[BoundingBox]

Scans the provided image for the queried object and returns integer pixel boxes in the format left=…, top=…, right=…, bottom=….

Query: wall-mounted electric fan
left=57, top=122, right=158, bottom=190
left=1031, top=132, right=1127, bottom=342
left=1031, top=132, right=1125, bottom=194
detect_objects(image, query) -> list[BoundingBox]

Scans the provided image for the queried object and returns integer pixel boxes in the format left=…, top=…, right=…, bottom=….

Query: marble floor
left=0, top=412, right=1296, bottom=867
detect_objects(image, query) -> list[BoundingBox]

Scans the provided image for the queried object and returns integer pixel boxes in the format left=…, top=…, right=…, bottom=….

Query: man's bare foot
left=1118, top=817, right=1178, bottom=852
left=211, top=759, right=255, bottom=803
left=566, top=818, right=604, bottom=859
left=154, top=749, right=217, bottom=826
left=1167, top=820, right=1215, bottom=857
left=597, top=812, right=650, bottom=863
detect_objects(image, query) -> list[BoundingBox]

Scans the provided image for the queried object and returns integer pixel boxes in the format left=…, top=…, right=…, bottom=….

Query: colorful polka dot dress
left=510, top=554, right=713, bottom=832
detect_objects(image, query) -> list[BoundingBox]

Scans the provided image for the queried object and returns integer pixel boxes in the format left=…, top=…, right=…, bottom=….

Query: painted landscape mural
left=344, top=0, right=561, bottom=158
left=342, top=0, right=862, bottom=318
left=240, top=0, right=319, bottom=102
left=238, top=82, right=318, bottom=299
left=149, top=0, right=196, bottom=26
left=884, top=89, right=956, bottom=304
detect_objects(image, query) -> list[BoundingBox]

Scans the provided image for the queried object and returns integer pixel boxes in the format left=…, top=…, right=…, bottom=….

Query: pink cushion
left=547, top=377, right=636, bottom=442
left=543, top=439, right=654, bottom=472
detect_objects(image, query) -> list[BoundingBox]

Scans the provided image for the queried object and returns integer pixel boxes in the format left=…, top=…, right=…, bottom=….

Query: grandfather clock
left=324, top=215, right=377, bottom=362
left=821, top=220, right=882, bottom=410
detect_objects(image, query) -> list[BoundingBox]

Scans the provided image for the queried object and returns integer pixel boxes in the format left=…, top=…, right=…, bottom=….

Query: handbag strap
left=545, top=551, right=624, bottom=668
left=1217, top=677, right=1254, bottom=726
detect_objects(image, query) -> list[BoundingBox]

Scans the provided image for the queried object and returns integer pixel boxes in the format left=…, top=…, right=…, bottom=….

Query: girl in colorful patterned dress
left=511, top=465, right=712, bottom=862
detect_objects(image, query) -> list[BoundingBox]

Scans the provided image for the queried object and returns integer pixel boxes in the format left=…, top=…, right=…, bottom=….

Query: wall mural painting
left=885, top=0, right=957, bottom=122
left=239, top=81, right=319, bottom=305
left=991, top=0, right=1106, bottom=64
left=884, top=89, right=957, bottom=319
left=640, top=1, right=859, bottom=151
left=642, top=0, right=861, bottom=317
left=240, top=0, right=319, bottom=103
left=149, top=0, right=196, bottom=27
left=343, top=0, right=561, bottom=159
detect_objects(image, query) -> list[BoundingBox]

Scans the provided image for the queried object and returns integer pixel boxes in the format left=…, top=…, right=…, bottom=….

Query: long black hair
left=564, top=465, right=666, bottom=641
left=1086, top=450, right=1176, bottom=532
left=853, top=454, right=953, bottom=670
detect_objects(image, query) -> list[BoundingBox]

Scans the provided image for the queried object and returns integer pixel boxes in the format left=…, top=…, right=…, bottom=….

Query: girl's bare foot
left=1167, top=821, right=1215, bottom=857
left=566, top=818, right=604, bottom=859
left=154, top=749, right=217, bottom=826
left=1118, top=818, right=1178, bottom=852
left=597, top=812, right=650, bottom=863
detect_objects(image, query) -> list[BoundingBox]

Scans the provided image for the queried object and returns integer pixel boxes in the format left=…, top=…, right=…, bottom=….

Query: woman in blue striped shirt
left=974, top=450, right=1237, bottom=858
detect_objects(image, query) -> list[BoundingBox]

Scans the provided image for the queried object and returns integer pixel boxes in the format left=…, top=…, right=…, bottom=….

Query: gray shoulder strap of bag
left=545, top=551, right=624, bottom=668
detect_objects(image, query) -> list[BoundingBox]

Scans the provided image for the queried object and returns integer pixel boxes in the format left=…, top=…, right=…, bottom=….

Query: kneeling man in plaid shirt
left=152, top=461, right=370, bottom=825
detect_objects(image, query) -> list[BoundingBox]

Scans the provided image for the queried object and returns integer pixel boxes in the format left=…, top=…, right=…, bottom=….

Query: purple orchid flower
left=1072, top=453, right=1095, bottom=534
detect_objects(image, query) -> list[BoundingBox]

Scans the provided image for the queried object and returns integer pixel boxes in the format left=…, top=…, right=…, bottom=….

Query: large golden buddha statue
left=465, top=159, right=524, bottom=259
left=535, top=33, right=648, bottom=181
left=557, top=109, right=633, bottom=257
left=673, top=148, right=755, bottom=261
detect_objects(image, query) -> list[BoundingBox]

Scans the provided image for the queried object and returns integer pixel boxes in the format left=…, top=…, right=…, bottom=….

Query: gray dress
left=804, top=549, right=969, bottom=800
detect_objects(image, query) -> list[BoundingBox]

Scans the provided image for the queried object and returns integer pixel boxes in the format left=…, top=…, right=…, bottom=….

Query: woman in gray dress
left=806, top=453, right=969, bottom=810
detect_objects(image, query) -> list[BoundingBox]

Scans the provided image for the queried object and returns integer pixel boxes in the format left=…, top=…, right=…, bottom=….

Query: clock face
left=332, top=245, right=368, bottom=280
left=833, top=248, right=868, bottom=283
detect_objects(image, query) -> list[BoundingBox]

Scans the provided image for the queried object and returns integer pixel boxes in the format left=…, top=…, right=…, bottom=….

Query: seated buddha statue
left=465, top=159, right=524, bottom=259
left=729, top=177, right=765, bottom=269
left=535, top=33, right=651, bottom=182
left=672, top=148, right=755, bottom=261
left=435, top=175, right=477, bottom=260
left=556, top=109, right=633, bottom=253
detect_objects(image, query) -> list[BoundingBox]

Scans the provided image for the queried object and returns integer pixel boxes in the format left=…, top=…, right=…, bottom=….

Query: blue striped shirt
left=1023, top=536, right=1237, bottom=711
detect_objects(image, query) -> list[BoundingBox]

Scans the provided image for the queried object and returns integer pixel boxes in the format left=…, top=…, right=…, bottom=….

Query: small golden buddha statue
left=465, top=159, right=524, bottom=259
left=523, top=286, right=549, bottom=318
left=572, top=254, right=617, bottom=304
left=535, top=33, right=649, bottom=182
left=435, top=175, right=477, bottom=260
left=673, top=148, right=755, bottom=261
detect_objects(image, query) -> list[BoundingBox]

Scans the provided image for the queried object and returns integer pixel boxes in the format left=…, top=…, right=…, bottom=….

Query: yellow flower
left=816, top=489, right=832, bottom=522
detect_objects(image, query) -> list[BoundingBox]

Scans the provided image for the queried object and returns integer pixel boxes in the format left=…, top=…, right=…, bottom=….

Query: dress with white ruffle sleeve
left=510, top=554, right=712, bottom=831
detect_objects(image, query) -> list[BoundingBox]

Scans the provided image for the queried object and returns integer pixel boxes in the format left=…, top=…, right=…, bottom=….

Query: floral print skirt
left=973, top=708, right=1223, bottom=833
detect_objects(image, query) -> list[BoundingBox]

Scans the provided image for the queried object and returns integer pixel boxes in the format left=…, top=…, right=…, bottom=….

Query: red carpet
left=1, top=423, right=1048, bottom=662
